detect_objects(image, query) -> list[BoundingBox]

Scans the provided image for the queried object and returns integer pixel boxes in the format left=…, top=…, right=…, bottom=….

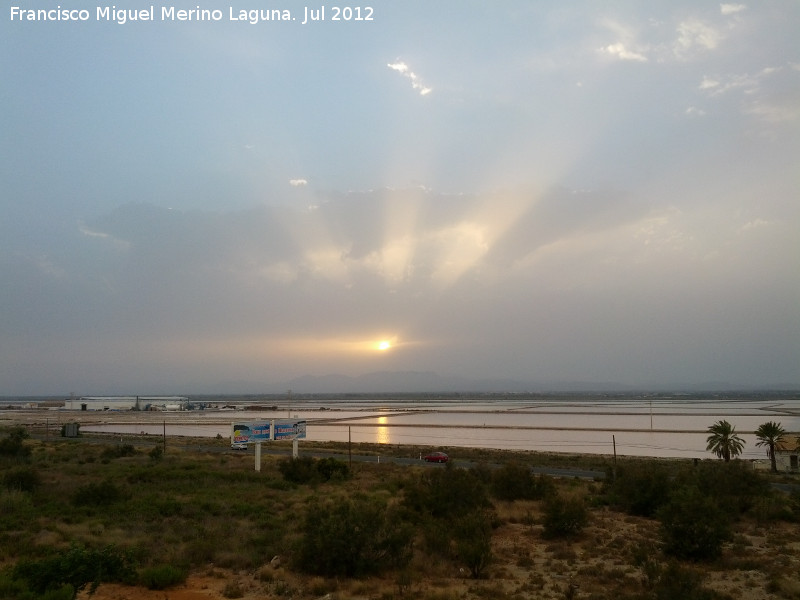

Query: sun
left=377, top=340, right=392, bottom=351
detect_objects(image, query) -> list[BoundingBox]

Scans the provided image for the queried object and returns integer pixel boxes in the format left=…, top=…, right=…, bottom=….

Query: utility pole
left=612, top=435, right=617, bottom=482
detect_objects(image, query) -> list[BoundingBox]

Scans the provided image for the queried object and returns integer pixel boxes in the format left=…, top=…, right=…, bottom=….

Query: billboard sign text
left=231, top=420, right=306, bottom=444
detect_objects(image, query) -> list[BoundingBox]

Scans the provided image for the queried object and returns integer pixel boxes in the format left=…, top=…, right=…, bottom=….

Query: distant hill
left=202, top=371, right=799, bottom=395
left=206, top=371, right=639, bottom=394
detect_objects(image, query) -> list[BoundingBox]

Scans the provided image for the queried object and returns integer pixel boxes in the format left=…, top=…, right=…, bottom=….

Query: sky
left=1, top=1, right=799, bottom=395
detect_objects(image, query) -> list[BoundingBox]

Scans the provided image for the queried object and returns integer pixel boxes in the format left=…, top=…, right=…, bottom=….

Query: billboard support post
left=292, top=438, right=299, bottom=459
left=255, top=442, right=262, bottom=472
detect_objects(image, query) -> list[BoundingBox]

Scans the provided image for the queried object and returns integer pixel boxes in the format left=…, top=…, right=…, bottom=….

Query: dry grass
left=1, top=432, right=797, bottom=600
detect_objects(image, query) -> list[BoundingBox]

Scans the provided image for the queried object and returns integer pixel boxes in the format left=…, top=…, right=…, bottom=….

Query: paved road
left=231, top=445, right=607, bottom=480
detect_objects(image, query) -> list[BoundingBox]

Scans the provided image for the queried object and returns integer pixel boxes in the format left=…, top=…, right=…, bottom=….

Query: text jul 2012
left=9, top=6, right=375, bottom=25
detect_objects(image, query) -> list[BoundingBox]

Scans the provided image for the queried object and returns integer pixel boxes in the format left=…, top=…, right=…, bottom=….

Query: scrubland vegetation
left=1, top=425, right=800, bottom=600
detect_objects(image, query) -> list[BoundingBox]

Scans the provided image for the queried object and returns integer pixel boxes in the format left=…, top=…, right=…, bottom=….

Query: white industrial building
left=69, top=396, right=189, bottom=411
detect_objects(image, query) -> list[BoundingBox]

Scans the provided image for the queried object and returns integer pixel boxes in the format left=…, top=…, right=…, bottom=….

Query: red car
left=424, top=451, right=449, bottom=463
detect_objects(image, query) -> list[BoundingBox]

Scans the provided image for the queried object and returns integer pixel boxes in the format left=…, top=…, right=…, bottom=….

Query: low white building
left=775, top=436, right=800, bottom=472
left=70, top=396, right=189, bottom=411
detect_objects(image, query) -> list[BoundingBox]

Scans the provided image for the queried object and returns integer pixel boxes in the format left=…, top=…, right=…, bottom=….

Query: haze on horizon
left=1, top=2, right=798, bottom=395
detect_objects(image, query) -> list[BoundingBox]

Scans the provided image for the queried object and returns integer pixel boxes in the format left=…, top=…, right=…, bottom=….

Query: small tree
left=296, top=495, right=413, bottom=577
left=0, top=426, right=31, bottom=460
left=681, top=460, right=769, bottom=517
left=453, top=509, right=493, bottom=578
left=3, top=466, right=41, bottom=493
left=705, top=420, right=744, bottom=462
left=607, top=462, right=672, bottom=517
left=755, top=421, right=786, bottom=473
left=12, top=544, right=137, bottom=597
left=402, top=465, right=490, bottom=520
left=542, top=493, right=588, bottom=539
left=491, top=462, right=553, bottom=501
left=658, top=486, right=731, bottom=561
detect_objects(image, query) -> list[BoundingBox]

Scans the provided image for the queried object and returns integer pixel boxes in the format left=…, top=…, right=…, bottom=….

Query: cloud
left=685, top=106, right=706, bottom=117
left=699, top=73, right=758, bottom=96
left=697, top=67, right=796, bottom=124
left=598, top=18, right=650, bottom=62
left=289, top=179, right=308, bottom=187
left=3, top=183, right=797, bottom=393
left=720, top=3, right=746, bottom=15
left=674, top=19, right=722, bottom=57
left=744, top=97, right=800, bottom=123
left=699, top=76, right=719, bottom=91
left=387, top=61, right=432, bottom=96
left=738, top=218, right=770, bottom=232
left=603, top=42, right=648, bottom=62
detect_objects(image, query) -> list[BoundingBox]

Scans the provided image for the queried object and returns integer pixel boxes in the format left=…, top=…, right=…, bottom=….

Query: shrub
left=650, top=562, right=720, bottom=600
left=678, top=461, right=770, bottom=517
left=453, top=509, right=494, bottom=578
left=222, top=581, right=244, bottom=598
left=607, top=462, right=672, bottom=517
left=72, top=480, right=124, bottom=507
left=316, top=457, right=350, bottom=481
left=658, top=485, right=731, bottom=561
left=491, top=463, right=553, bottom=501
left=0, top=427, right=31, bottom=460
left=402, top=465, right=490, bottom=520
left=3, top=467, right=40, bottom=493
left=278, top=456, right=319, bottom=484
left=12, top=544, right=137, bottom=596
left=277, top=456, right=350, bottom=484
left=148, top=446, right=163, bottom=461
left=295, top=494, right=413, bottom=577
left=542, top=494, right=588, bottom=539
left=102, top=444, right=136, bottom=459
left=139, top=564, right=187, bottom=590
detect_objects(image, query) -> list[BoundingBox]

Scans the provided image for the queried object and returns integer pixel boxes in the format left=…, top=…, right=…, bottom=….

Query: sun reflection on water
left=376, top=416, right=390, bottom=444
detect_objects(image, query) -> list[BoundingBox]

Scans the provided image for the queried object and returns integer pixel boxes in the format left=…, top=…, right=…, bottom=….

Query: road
left=229, top=445, right=607, bottom=480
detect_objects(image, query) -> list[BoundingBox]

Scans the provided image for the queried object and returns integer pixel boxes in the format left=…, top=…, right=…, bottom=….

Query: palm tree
left=755, top=421, right=786, bottom=473
left=705, top=420, right=745, bottom=462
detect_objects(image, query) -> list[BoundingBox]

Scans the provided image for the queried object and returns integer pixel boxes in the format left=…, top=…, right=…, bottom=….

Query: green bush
left=651, top=562, right=721, bottom=600
left=72, top=480, right=124, bottom=506
left=0, top=573, right=27, bottom=599
left=278, top=456, right=320, bottom=483
left=402, top=465, right=490, bottom=520
left=491, top=463, right=554, bottom=501
left=2, top=467, right=40, bottom=493
left=102, top=444, right=136, bottom=459
left=277, top=456, right=350, bottom=484
left=542, top=494, right=588, bottom=539
left=316, top=457, right=350, bottom=481
left=139, top=564, right=187, bottom=590
left=607, top=462, right=672, bottom=517
left=682, top=461, right=770, bottom=517
left=0, top=427, right=31, bottom=460
left=658, top=485, right=732, bottom=561
left=12, top=544, right=136, bottom=597
left=222, top=581, right=244, bottom=598
left=453, top=509, right=493, bottom=578
left=295, top=494, right=413, bottom=577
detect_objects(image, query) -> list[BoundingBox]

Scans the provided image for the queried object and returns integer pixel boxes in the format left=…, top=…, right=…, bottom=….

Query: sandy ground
left=77, top=508, right=800, bottom=600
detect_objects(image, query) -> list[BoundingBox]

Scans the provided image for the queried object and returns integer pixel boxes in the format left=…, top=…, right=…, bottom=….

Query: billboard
left=273, top=420, right=306, bottom=440
left=231, top=420, right=306, bottom=444
left=231, top=422, right=271, bottom=444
